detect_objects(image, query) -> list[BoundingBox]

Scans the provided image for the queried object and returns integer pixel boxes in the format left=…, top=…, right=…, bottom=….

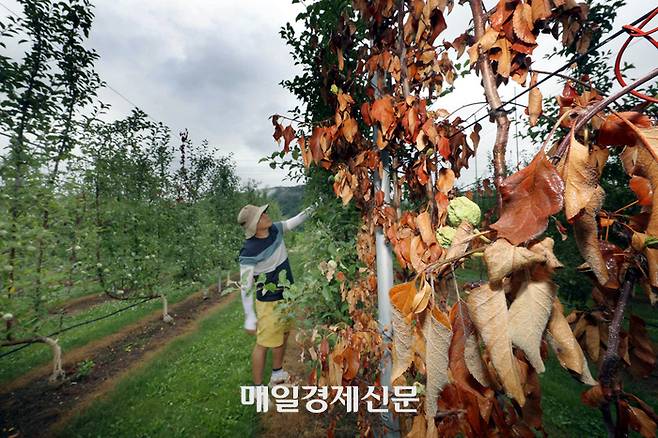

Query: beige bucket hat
left=237, top=204, right=269, bottom=239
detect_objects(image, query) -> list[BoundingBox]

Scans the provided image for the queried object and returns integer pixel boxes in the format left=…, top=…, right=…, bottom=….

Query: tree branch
left=1, top=336, right=39, bottom=347
left=598, top=268, right=639, bottom=438
left=468, top=0, right=509, bottom=212
left=396, top=0, right=410, bottom=98
left=599, top=269, right=638, bottom=392
left=552, top=67, right=658, bottom=163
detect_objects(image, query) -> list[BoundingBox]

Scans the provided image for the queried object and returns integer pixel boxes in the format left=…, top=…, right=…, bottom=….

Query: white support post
left=372, top=71, right=400, bottom=438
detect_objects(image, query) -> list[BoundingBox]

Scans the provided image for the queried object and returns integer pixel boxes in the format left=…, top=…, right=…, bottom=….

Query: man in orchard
left=237, top=203, right=315, bottom=387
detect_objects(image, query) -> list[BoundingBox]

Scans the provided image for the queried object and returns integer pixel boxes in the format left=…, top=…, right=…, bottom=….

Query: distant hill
left=265, top=185, right=304, bottom=218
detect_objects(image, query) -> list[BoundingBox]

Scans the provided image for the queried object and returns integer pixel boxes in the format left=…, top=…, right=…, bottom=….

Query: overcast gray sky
left=2, top=0, right=654, bottom=188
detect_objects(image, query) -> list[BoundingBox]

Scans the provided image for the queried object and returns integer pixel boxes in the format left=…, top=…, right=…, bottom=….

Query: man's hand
left=245, top=316, right=257, bottom=336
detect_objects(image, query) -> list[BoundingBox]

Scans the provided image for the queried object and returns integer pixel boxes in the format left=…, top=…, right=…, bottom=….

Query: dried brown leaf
left=597, top=112, right=652, bottom=147
left=508, top=276, right=557, bottom=372
left=467, top=283, right=526, bottom=405
left=573, top=186, right=609, bottom=285
left=559, top=131, right=600, bottom=221
left=437, top=168, right=455, bottom=194
left=424, top=306, right=453, bottom=419
left=547, top=298, right=598, bottom=385
left=531, top=0, right=552, bottom=21
left=391, top=305, right=414, bottom=382
left=341, top=117, right=358, bottom=143
left=512, top=2, right=536, bottom=44
left=527, top=72, right=542, bottom=127
left=629, top=176, right=653, bottom=206
left=528, top=237, right=564, bottom=270
left=371, top=95, right=396, bottom=137
left=416, top=211, right=439, bottom=246
left=585, top=323, right=600, bottom=362
left=484, top=239, right=546, bottom=284
left=491, top=150, right=564, bottom=245
left=492, top=37, right=512, bottom=78
left=629, top=405, right=658, bottom=438
left=621, top=128, right=658, bottom=287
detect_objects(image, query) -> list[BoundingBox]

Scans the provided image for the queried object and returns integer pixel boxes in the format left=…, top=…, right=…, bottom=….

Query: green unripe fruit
left=447, top=196, right=481, bottom=227
left=436, top=225, right=457, bottom=247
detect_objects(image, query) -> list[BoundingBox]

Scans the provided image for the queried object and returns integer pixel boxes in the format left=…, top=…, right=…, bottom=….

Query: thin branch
left=528, top=69, right=609, bottom=97
left=271, top=113, right=333, bottom=129
left=0, top=336, right=39, bottom=347
left=600, top=403, right=616, bottom=438
left=599, top=269, right=638, bottom=390
left=542, top=109, right=574, bottom=152
left=444, top=101, right=488, bottom=120
left=396, top=0, right=410, bottom=98
left=598, top=268, right=639, bottom=438
left=552, top=67, right=658, bottom=163
left=0, top=296, right=157, bottom=359
left=423, top=246, right=483, bottom=275
left=468, top=0, right=509, bottom=212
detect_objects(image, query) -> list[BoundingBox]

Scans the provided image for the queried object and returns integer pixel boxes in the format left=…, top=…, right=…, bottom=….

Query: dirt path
left=259, top=331, right=358, bottom=438
left=0, top=286, right=236, bottom=438
left=259, top=331, right=319, bottom=438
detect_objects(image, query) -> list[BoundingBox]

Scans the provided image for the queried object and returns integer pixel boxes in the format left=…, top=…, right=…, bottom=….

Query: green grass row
left=59, top=298, right=261, bottom=438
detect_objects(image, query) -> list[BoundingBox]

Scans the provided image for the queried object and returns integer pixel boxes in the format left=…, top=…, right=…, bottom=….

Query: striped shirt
left=239, top=206, right=313, bottom=331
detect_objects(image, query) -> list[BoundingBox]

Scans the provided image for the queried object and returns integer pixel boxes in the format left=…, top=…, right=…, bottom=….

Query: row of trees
left=0, top=0, right=264, bottom=379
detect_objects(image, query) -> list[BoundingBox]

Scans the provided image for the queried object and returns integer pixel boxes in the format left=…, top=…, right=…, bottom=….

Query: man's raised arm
left=281, top=204, right=316, bottom=232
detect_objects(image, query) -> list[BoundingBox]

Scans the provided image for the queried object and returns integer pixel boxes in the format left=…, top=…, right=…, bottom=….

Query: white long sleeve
left=281, top=205, right=315, bottom=232
left=239, top=264, right=257, bottom=331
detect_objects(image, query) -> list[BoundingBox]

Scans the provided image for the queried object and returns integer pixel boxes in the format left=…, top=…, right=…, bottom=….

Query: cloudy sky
left=2, top=0, right=654, bottom=188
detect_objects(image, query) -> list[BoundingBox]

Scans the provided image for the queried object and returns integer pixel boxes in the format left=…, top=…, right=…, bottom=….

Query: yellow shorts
left=255, top=300, right=294, bottom=348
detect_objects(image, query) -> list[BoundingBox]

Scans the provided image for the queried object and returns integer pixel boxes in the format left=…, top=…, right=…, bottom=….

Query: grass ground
left=541, top=353, right=608, bottom=436
left=58, top=298, right=261, bottom=438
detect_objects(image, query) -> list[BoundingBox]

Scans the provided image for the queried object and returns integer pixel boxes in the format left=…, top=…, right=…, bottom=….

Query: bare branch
left=598, top=268, right=639, bottom=437
left=468, top=0, right=510, bottom=212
